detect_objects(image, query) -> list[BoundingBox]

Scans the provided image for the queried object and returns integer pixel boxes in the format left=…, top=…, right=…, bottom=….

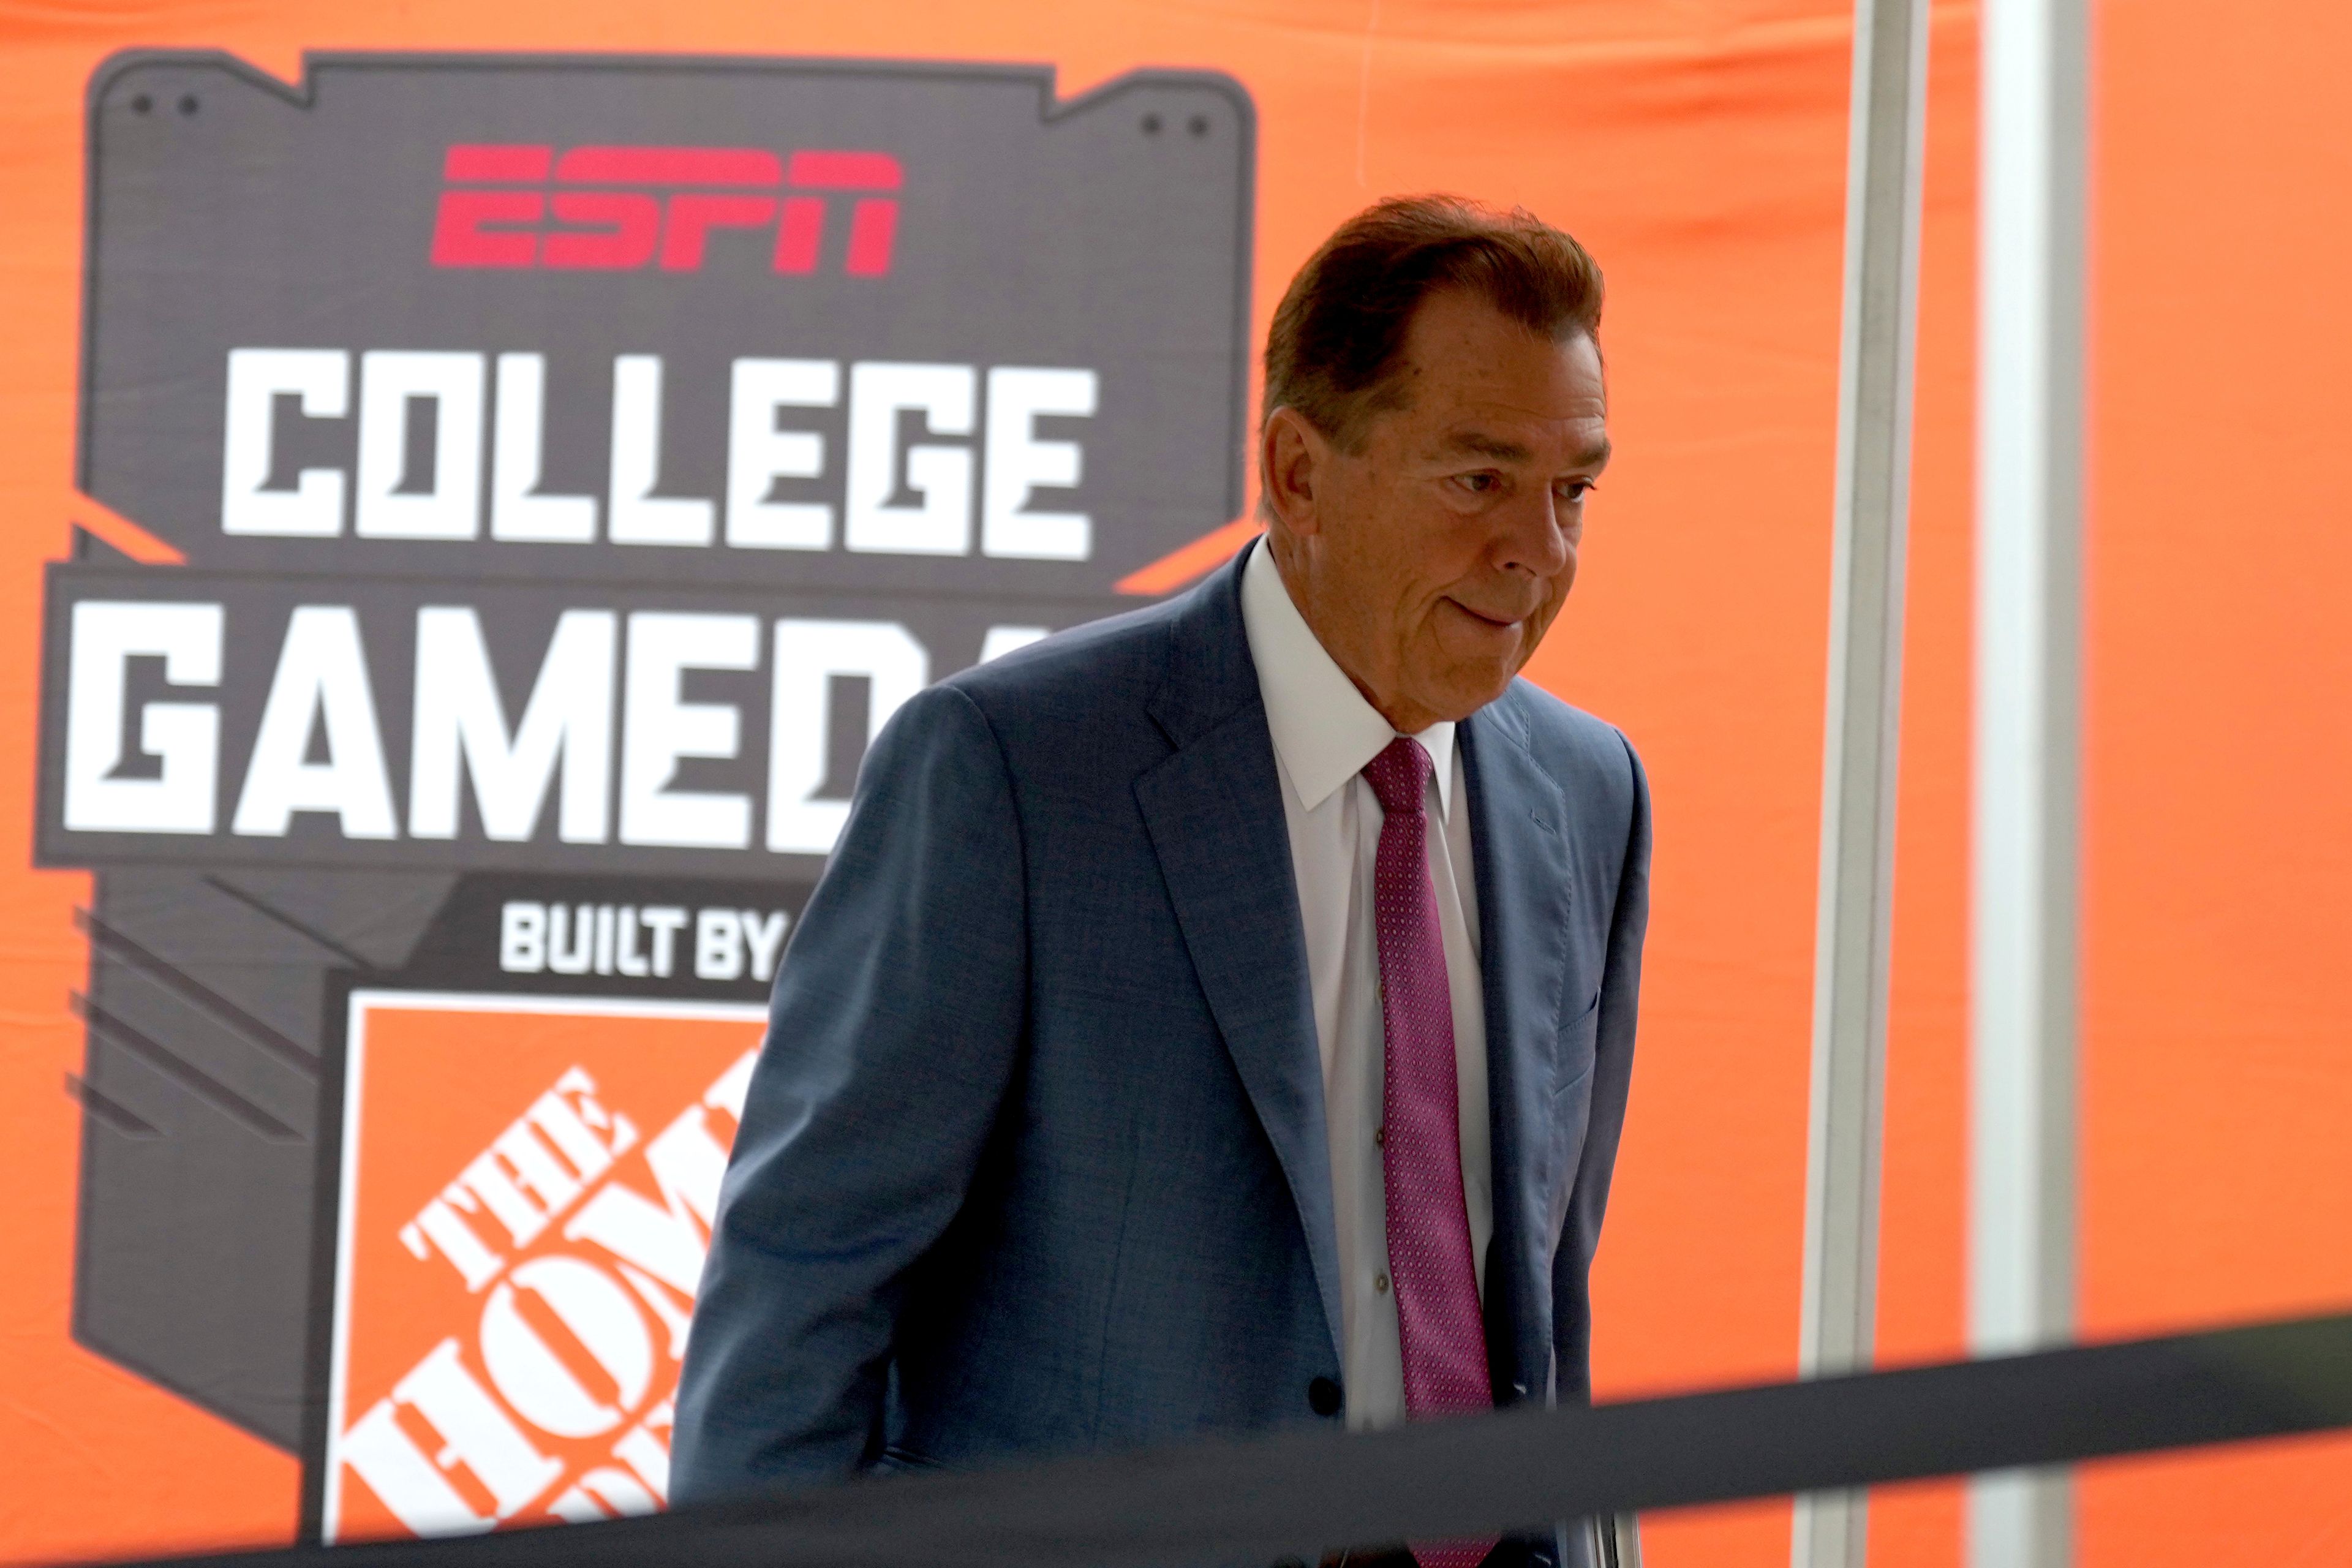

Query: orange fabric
left=6, top=1, right=2352, bottom=1564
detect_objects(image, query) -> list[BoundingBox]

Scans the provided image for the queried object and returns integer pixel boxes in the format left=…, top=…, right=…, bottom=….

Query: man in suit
left=672, top=195, right=1649, bottom=1568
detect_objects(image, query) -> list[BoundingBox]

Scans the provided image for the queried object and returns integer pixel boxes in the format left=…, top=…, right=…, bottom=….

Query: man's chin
left=1409, top=667, right=1518, bottom=726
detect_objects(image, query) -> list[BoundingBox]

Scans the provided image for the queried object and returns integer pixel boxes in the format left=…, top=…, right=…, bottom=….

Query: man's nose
left=1491, top=488, right=1574, bottom=579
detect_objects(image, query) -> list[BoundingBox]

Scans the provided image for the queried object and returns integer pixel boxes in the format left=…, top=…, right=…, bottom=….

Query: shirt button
left=1308, top=1376, right=1343, bottom=1416
left=1374, top=1272, right=1390, bottom=1294
left=1374, top=1126, right=1385, bottom=1148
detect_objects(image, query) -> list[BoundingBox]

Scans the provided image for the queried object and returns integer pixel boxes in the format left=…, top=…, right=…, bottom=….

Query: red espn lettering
left=429, top=143, right=902, bottom=276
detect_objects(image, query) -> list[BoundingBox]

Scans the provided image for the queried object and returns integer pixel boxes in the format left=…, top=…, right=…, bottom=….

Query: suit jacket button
left=1308, top=1376, right=1343, bottom=1416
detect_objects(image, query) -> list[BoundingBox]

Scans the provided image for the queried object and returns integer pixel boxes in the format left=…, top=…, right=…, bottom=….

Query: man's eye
left=1457, top=472, right=1499, bottom=493
left=1557, top=479, right=1596, bottom=502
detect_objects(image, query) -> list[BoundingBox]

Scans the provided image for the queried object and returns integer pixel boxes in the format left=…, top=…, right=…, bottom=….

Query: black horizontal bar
left=115, top=1308, right=2352, bottom=1568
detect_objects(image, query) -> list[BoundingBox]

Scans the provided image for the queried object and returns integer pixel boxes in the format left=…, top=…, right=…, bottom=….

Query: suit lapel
left=1460, top=693, right=1574, bottom=1398
left=1133, top=554, right=1343, bottom=1364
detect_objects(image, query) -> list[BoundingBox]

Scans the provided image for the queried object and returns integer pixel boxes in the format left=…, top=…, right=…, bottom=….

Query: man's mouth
left=1446, top=598, right=1526, bottom=631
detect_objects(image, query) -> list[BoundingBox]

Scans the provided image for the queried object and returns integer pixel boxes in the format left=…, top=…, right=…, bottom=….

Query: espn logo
left=430, top=144, right=902, bottom=275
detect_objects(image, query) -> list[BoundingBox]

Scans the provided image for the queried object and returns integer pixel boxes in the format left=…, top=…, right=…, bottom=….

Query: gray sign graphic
left=45, top=48, right=1253, bottom=1471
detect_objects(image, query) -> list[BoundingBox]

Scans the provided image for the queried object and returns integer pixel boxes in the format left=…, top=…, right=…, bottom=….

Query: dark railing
left=111, top=1309, right=2352, bottom=1568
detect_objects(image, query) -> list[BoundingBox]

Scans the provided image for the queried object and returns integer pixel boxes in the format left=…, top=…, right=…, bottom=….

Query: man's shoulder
left=932, top=592, right=1191, bottom=745
left=1488, top=677, right=1645, bottom=808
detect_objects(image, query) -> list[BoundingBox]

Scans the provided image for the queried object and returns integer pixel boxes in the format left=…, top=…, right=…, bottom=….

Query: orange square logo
left=321, top=992, right=767, bottom=1541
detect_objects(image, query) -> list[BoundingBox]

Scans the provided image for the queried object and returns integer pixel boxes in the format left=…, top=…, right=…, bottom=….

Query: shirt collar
left=1239, top=537, right=1457, bottom=819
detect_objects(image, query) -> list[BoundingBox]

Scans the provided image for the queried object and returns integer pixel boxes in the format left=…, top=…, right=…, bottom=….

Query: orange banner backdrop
left=4, top=2, right=2352, bottom=1566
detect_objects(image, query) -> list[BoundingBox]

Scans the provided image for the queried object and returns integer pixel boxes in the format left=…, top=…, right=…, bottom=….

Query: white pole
left=1792, top=1, right=1929, bottom=1565
left=1970, top=0, right=2086, bottom=1561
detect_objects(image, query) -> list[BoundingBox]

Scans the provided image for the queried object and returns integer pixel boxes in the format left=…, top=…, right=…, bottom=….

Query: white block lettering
left=845, top=361, right=974, bottom=554
left=500, top=902, right=547, bottom=972
left=740, top=909, right=790, bottom=982
left=766, top=618, right=927, bottom=854
left=341, top=1338, right=560, bottom=1531
left=640, top=907, right=687, bottom=976
left=612, top=1401, right=675, bottom=1504
left=491, top=352, right=597, bottom=543
left=982, top=366, right=1096, bottom=559
left=546, top=905, right=591, bottom=974
left=726, top=357, right=837, bottom=549
left=410, top=606, right=615, bottom=843
left=63, top=600, right=223, bottom=834
left=608, top=355, right=714, bottom=546
left=232, top=606, right=398, bottom=839
left=221, top=347, right=349, bottom=537
left=695, top=908, right=742, bottom=980
left=478, top=1256, right=652, bottom=1439
left=355, top=350, right=485, bottom=540
left=547, top=1467, right=660, bottom=1522
left=619, top=612, right=758, bottom=848
left=563, top=1106, right=730, bottom=1308
left=399, top=1195, right=507, bottom=1294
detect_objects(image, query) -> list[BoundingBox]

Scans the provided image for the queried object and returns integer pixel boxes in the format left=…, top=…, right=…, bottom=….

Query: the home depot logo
left=323, top=995, right=769, bottom=1540
left=430, top=144, right=902, bottom=274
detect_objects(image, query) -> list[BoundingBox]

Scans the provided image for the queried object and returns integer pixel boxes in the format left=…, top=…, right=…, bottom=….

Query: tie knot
left=1362, top=736, right=1431, bottom=817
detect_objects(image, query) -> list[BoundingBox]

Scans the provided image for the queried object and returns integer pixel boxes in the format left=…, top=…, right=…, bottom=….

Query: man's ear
left=1260, top=407, right=1331, bottom=537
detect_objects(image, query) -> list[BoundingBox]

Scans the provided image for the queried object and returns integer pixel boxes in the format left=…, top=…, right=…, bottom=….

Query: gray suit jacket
left=671, top=549, right=1651, bottom=1563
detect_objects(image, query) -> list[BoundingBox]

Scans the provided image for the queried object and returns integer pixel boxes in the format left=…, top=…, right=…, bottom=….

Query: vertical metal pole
left=1792, top=0, right=1928, bottom=1564
left=1970, top=0, right=2086, bottom=1562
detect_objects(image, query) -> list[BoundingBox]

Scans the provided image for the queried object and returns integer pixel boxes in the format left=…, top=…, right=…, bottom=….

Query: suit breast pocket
left=1551, top=988, right=1600, bottom=1104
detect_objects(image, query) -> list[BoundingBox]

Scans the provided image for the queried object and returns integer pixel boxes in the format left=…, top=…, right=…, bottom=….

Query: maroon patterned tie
left=1362, top=737, right=1496, bottom=1568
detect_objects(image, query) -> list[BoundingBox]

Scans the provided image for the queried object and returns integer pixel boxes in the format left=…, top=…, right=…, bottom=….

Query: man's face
left=1262, top=287, right=1610, bottom=733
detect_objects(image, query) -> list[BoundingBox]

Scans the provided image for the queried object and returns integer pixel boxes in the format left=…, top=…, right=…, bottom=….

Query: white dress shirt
left=1238, top=538, right=1491, bottom=1432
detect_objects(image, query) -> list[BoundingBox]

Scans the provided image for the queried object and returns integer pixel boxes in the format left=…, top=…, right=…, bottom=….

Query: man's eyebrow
left=1435, top=431, right=1532, bottom=462
left=1433, top=431, right=1614, bottom=470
